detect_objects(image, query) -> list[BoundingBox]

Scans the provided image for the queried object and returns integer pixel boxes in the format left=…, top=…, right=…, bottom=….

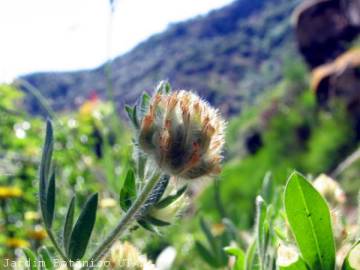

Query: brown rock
left=293, top=0, right=360, bottom=68
left=311, top=48, right=360, bottom=121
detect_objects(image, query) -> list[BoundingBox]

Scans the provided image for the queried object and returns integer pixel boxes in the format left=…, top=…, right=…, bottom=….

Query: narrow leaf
left=195, top=241, right=219, bottom=267
left=155, top=185, right=187, bottom=209
left=63, top=196, right=75, bottom=255
left=200, top=217, right=218, bottom=256
left=256, top=196, right=268, bottom=269
left=38, top=246, right=54, bottom=270
left=284, top=172, right=335, bottom=270
left=147, top=216, right=171, bottom=226
left=39, top=120, right=54, bottom=229
left=68, top=193, right=98, bottom=260
left=46, top=171, right=56, bottom=228
left=125, top=105, right=134, bottom=120
left=261, top=172, right=274, bottom=203
left=144, top=175, right=170, bottom=207
left=120, top=169, right=136, bottom=212
left=245, top=240, right=259, bottom=270
left=23, top=248, right=39, bottom=270
left=137, top=219, right=159, bottom=233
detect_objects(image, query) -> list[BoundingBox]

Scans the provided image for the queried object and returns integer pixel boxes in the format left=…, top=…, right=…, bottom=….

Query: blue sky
left=0, top=0, right=233, bottom=82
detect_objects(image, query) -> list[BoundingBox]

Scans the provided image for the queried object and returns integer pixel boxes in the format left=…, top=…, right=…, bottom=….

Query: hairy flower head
left=137, top=90, right=226, bottom=180
left=105, top=241, right=156, bottom=270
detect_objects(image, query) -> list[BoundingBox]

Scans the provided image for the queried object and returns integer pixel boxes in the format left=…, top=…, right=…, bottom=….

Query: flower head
left=137, top=89, right=226, bottom=180
left=105, top=241, right=156, bottom=270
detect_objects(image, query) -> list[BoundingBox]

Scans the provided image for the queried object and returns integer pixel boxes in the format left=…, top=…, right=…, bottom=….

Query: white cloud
left=0, top=0, right=233, bottom=82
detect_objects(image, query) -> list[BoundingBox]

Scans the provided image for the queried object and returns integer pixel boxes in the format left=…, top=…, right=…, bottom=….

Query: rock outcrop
left=311, top=48, right=360, bottom=134
left=293, top=0, right=360, bottom=68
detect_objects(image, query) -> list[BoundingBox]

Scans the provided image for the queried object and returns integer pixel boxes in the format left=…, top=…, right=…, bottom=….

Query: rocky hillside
left=20, top=0, right=301, bottom=116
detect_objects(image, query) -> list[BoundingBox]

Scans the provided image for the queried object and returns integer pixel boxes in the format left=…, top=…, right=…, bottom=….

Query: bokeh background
left=0, top=0, right=359, bottom=268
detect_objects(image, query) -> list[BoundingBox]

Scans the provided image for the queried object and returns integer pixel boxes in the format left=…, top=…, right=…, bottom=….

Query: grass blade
left=38, top=246, right=54, bottom=270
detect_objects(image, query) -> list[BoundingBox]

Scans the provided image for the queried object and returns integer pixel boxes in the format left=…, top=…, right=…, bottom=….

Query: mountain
left=20, top=0, right=301, bottom=116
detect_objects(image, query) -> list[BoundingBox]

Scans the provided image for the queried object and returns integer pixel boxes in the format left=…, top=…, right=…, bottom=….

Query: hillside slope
left=20, top=0, right=300, bottom=116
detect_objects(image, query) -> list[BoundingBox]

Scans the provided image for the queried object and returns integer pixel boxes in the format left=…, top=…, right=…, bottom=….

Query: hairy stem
left=46, top=229, right=73, bottom=270
left=82, top=172, right=161, bottom=269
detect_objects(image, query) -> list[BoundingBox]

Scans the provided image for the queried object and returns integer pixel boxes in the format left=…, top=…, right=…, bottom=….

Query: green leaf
left=38, top=247, right=54, bottom=270
left=125, top=105, right=139, bottom=128
left=63, top=196, right=75, bottom=255
left=284, top=172, right=335, bottom=270
left=200, top=217, right=218, bottom=257
left=147, top=216, right=171, bottom=226
left=155, top=185, right=187, bottom=209
left=132, top=105, right=139, bottom=128
left=39, top=120, right=54, bottom=229
left=140, top=93, right=151, bottom=116
left=145, top=175, right=170, bottom=207
left=195, top=241, right=219, bottom=267
left=224, top=246, right=245, bottom=270
left=137, top=219, right=159, bottom=233
left=156, top=80, right=171, bottom=94
left=255, top=196, right=269, bottom=270
left=46, top=171, right=55, bottom=229
left=23, top=248, right=39, bottom=270
left=68, top=193, right=98, bottom=260
left=245, top=240, right=259, bottom=270
left=261, top=172, right=274, bottom=203
left=120, top=169, right=136, bottom=212
left=125, top=105, right=134, bottom=120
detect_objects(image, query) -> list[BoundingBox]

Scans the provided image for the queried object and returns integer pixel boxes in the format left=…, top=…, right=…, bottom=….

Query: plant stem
left=82, top=172, right=161, bottom=269
left=46, top=229, right=74, bottom=270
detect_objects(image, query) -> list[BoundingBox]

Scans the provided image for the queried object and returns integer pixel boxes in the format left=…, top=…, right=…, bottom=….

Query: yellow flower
left=5, top=238, right=30, bottom=248
left=138, top=90, right=226, bottom=180
left=0, top=186, right=23, bottom=199
left=28, top=226, right=47, bottom=241
left=106, top=241, right=156, bottom=270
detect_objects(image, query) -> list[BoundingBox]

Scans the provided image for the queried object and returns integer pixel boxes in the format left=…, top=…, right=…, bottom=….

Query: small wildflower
left=0, top=186, right=23, bottom=199
left=105, top=241, right=156, bottom=270
left=5, top=238, right=30, bottom=248
left=137, top=90, right=226, bottom=180
left=313, top=174, right=346, bottom=205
